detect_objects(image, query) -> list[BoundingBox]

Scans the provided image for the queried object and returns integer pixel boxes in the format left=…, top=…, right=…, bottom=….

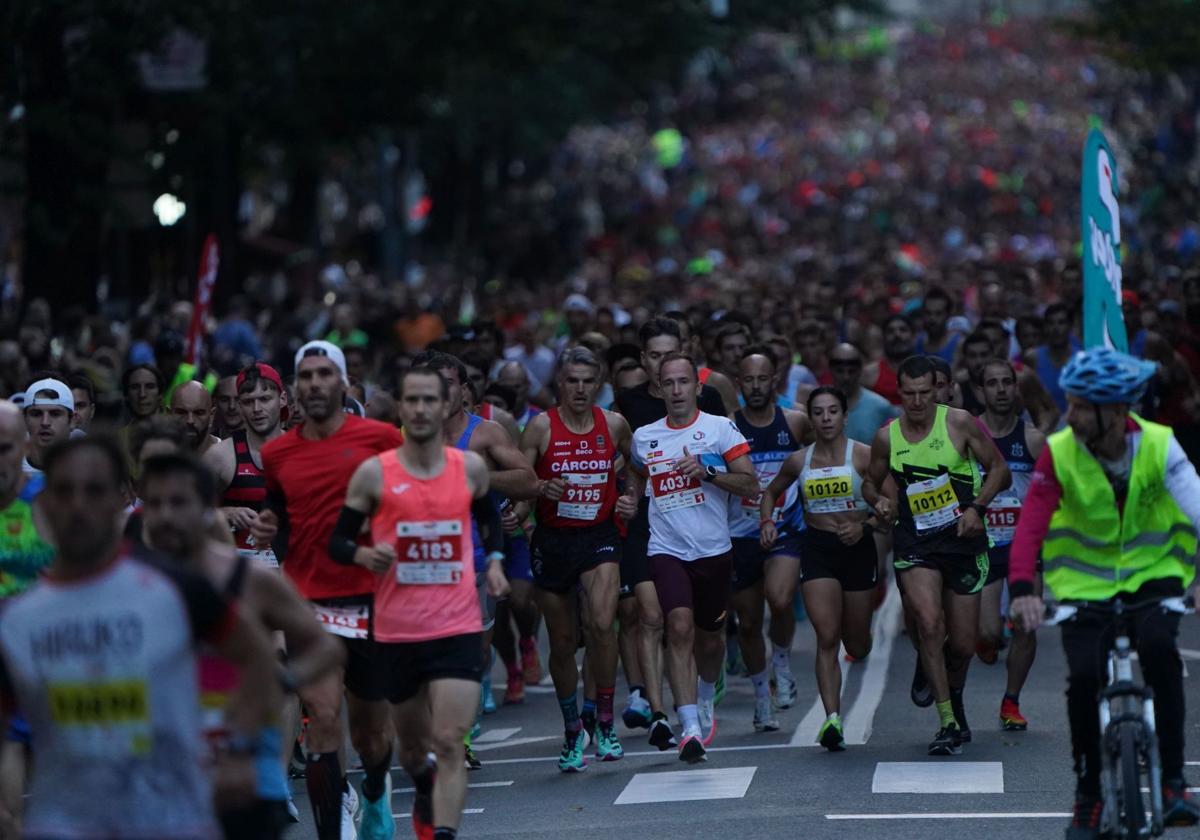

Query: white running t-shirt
left=632, top=411, right=750, bottom=561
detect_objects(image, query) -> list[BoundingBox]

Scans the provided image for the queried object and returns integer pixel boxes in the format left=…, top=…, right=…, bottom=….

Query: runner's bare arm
left=1016, top=367, right=1061, bottom=435
left=705, top=369, right=740, bottom=416
left=862, top=425, right=892, bottom=521
left=212, top=609, right=284, bottom=739
left=519, top=413, right=557, bottom=499
left=1024, top=424, right=1047, bottom=462
left=616, top=459, right=645, bottom=520
left=255, top=569, right=345, bottom=688
left=712, top=452, right=760, bottom=498
left=491, top=405, right=523, bottom=443
left=203, top=438, right=257, bottom=531
left=464, top=449, right=491, bottom=499
left=784, top=407, right=813, bottom=446
left=760, top=450, right=802, bottom=521
left=477, top=420, right=539, bottom=500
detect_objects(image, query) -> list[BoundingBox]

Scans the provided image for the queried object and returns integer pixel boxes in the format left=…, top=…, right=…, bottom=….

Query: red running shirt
left=370, top=447, right=480, bottom=642
left=262, top=415, right=404, bottom=600
left=535, top=407, right=619, bottom=528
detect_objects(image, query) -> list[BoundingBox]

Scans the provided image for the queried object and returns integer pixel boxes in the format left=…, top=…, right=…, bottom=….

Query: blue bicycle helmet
left=1058, top=347, right=1157, bottom=405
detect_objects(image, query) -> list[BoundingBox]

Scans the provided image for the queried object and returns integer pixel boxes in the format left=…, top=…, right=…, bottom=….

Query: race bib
left=48, top=680, right=152, bottom=758
left=236, top=548, right=279, bottom=569
left=313, top=603, right=370, bottom=639
left=557, top=471, right=607, bottom=521
left=803, top=465, right=856, bottom=515
left=648, top=460, right=704, bottom=514
left=395, top=520, right=463, bottom=584
left=985, top=499, right=1021, bottom=545
left=906, top=473, right=960, bottom=533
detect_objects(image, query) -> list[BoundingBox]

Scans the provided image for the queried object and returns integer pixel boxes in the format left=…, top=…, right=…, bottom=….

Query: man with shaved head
left=0, top=400, right=54, bottom=834
left=828, top=344, right=897, bottom=444
left=171, top=380, right=219, bottom=455
left=495, top=360, right=542, bottom=431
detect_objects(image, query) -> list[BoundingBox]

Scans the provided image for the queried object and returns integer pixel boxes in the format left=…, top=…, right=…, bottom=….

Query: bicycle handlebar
left=1043, top=595, right=1195, bottom=626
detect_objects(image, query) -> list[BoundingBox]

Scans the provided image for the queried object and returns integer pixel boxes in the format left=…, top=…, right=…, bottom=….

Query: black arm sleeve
left=328, top=506, right=367, bottom=566
left=472, top=495, right=503, bottom=556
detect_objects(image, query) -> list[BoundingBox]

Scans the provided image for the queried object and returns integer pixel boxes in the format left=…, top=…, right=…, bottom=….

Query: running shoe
left=595, top=723, right=624, bottom=762
left=470, top=719, right=481, bottom=740
left=520, top=638, right=542, bottom=686
left=1163, top=778, right=1200, bottom=827
left=356, top=772, right=394, bottom=840
left=950, top=689, right=971, bottom=743
left=999, top=697, right=1028, bottom=731
left=1064, top=794, right=1102, bottom=839
left=411, top=755, right=436, bottom=840
left=818, top=717, right=846, bottom=752
left=648, top=712, right=677, bottom=751
left=724, top=634, right=746, bottom=677
left=340, top=785, right=360, bottom=840
left=927, top=723, right=963, bottom=756
left=557, top=729, right=588, bottom=773
left=753, top=694, right=779, bottom=732
left=580, top=708, right=597, bottom=744
left=622, top=690, right=653, bottom=729
left=773, top=669, right=798, bottom=710
left=463, top=736, right=482, bottom=771
left=678, top=730, right=707, bottom=764
left=713, top=670, right=726, bottom=706
left=698, top=698, right=717, bottom=746
left=481, top=660, right=497, bottom=714
left=504, top=663, right=525, bottom=704
left=286, top=793, right=300, bottom=823
left=975, top=639, right=999, bottom=665
left=910, top=659, right=933, bottom=707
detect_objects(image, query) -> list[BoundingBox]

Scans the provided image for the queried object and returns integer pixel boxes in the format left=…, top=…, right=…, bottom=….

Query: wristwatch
left=703, top=464, right=719, bottom=481
left=486, top=551, right=505, bottom=566
left=967, top=501, right=988, bottom=518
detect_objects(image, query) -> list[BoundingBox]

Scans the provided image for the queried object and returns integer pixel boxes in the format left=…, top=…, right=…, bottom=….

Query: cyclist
left=1009, top=347, right=1200, bottom=836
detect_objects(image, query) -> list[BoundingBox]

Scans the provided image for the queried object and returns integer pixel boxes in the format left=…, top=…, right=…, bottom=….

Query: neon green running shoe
left=595, top=723, right=624, bottom=762
left=557, top=728, right=588, bottom=773
left=817, top=716, right=846, bottom=752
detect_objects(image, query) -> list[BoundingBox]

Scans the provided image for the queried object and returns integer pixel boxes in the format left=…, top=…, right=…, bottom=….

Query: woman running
left=760, top=386, right=879, bottom=751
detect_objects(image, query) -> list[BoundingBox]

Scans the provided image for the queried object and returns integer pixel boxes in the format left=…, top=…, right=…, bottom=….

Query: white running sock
left=750, top=669, right=771, bottom=700
left=772, top=645, right=791, bottom=673
left=697, top=678, right=716, bottom=703
left=678, top=704, right=700, bottom=734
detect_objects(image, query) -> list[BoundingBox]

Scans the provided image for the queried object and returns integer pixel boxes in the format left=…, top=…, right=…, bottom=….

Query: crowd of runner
left=0, top=12, right=1197, bottom=840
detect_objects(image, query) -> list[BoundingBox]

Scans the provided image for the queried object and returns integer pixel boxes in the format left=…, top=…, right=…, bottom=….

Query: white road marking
left=495, top=683, right=556, bottom=695
left=483, top=741, right=795, bottom=766
left=394, top=808, right=484, bottom=818
left=394, top=781, right=514, bottom=794
left=614, top=766, right=757, bottom=805
left=871, top=761, right=1004, bottom=794
left=472, top=735, right=558, bottom=752
left=475, top=727, right=521, bottom=743
left=825, top=812, right=1070, bottom=820
left=1179, top=647, right=1200, bottom=660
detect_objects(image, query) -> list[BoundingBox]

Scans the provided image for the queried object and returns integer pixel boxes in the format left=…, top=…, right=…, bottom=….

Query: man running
left=21, top=378, right=75, bottom=476
left=974, top=359, right=1044, bottom=731
left=727, top=347, right=810, bottom=731
left=863, top=355, right=1010, bottom=756
left=863, top=315, right=916, bottom=406
left=961, top=329, right=1060, bottom=434
left=251, top=340, right=404, bottom=840
left=615, top=316, right=727, bottom=748
left=171, top=380, right=220, bottom=455
left=205, top=363, right=287, bottom=566
left=0, top=436, right=281, bottom=838
left=619, top=352, right=758, bottom=763
left=0, top=402, right=53, bottom=835
left=215, top=374, right=246, bottom=437
left=140, top=452, right=343, bottom=839
left=828, top=344, right=898, bottom=444
left=915, top=287, right=962, bottom=365
left=1023, top=302, right=1079, bottom=416
left=518, top=347, right=631, bottom=771
left=333, top=366, right=508, bottom=840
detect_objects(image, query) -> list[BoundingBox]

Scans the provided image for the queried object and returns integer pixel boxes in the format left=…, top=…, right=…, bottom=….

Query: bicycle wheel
left=1117, top=723, right=1147, bottom=836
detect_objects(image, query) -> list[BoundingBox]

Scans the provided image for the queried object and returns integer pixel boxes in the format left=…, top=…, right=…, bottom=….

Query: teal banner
left=1081, top=128, right=1128, bottom=351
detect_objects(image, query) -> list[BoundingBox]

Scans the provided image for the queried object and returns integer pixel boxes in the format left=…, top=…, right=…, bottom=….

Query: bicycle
left=1046, top=595, right=1194, bottom=839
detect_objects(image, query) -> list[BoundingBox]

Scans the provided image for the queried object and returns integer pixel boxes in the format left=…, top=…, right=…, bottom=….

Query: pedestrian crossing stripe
left=614, top=766, right=757, bottom=805
left=871, top=761, right=1004, bottom=794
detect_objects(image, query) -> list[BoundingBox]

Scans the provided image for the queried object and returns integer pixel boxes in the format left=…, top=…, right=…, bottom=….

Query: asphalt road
left=285, top=582, right=1200, bottom=839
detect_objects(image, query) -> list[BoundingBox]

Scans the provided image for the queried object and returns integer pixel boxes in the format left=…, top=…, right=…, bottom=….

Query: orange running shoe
left=999, top=696, right=1028, bottom=731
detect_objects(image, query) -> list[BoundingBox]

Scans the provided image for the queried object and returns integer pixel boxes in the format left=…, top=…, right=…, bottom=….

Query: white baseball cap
left=24, top=378, right=74, bottom=412
left=294, top=340, right=348, bottom=383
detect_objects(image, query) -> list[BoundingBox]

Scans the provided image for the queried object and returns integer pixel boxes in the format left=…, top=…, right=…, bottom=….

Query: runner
left=666, top=313, right=739, bottom=414
left=1008, top=347, right=1200, bottom=834
left=974, top=359, right=1044, bottom=731
left=0, top=402, right=53, bottom=836
left=863, top=315, right=915, bottom=406
left=171, top=380, right=220, bottom=455
left=518, top=347, right=632, bottom=771
left=139, top=452, right=343, bottom=840
left=726, top=347, right=810, bottom=732
left=1022, top=302, right=1079, bottom=416
left=964, top=327, right=1062, bottom=434
left=21, top=378, right=75, bottom=475
left=619, top=352, right=759, bottom=763
left=762, top=386, right=879, bottom=751
left=333, top=365, right=508, bottom=840
left=214, top=374, right=246, bottom=437
left=205, top=363, right=287, bottom=566
left=863, top=355, right=1011, bottom=756
left=915, top=287, right=962, bottom=364
left=251, top=340, right=405, bottom=840
left=0, top=436, right=281, bottom=838
left=615, top=317, right=728, bottom=750
left=828, top=343, right=898, bottom=444
left=66, top=374, right=95, bottom=436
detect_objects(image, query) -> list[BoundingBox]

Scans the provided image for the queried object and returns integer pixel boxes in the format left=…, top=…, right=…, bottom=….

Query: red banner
left=185, top=235, right=219, bottom=365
